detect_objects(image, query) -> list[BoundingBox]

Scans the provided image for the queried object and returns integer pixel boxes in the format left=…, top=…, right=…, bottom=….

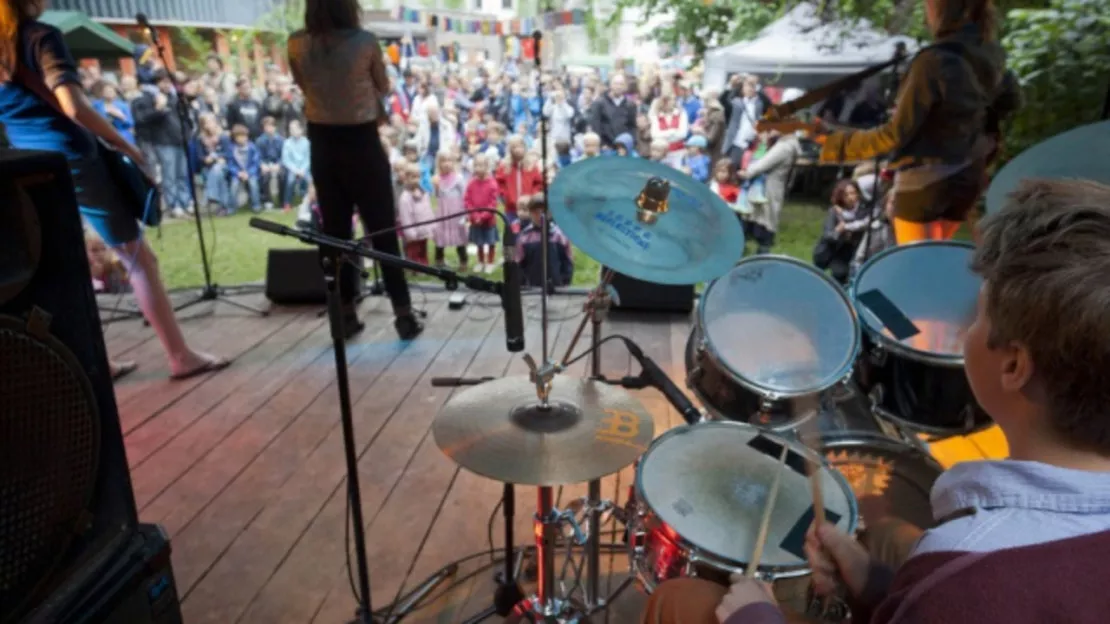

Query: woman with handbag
left=0, top=0, right=228, bottom=381
left=288, top=0, right=422, bottom=341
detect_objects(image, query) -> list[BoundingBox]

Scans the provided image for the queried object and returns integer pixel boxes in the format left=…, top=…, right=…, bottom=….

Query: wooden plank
left=127, top=311, right=327, bottom=509
left=178, top=300, right=472, bottom=624
left=307, top=298, right=576, bottom=624
left=137, top=298, right=408, bottom=534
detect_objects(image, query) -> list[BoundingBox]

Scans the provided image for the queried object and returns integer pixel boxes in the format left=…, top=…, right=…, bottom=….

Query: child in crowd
left=397, top=163, right=436, bottom=265
left=515, top=197, right=574, bottom=290
left=581, top=132, right=601, bottom=160
left=86, top=234, right=128, bottom=294
left=496, top=135, right=543, bottom=222
left=482, top=123, right=507, bottom=160
left=614, top=133, right=636, bottom=157
left=255, top=116, right=284, bottom=210
left=554, top=139, right=574, bottom=168
left=226, top=124, right=262, bottom=214
left=432, top=150, right=469, bottom=271
left=648, top=139, right=668, bottom=163
left=851, top=189, right=897, bottom=273
left=464, top=154, right=501, bottom=274
left=281, top=119, right=310, bottom=212
left=635, top=113, right=652, bottom=156
left=681, top=135, right=710, bottom=183
left=653, top=178, right=1110, bottom=624
left=709, top=160, right=740, bottom=209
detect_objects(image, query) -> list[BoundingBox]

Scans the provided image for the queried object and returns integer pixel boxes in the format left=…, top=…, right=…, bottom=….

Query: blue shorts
left=71, top=156, right=141, bottom=246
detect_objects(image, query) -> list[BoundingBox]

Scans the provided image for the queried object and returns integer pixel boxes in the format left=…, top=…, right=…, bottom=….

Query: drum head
left=637, top=422, right=856, bottom=570
left=815, top=432, right=943, bottom=531
left=852, top=242, right=979, bottom=365
left=699, top=256, right=860, bottom=398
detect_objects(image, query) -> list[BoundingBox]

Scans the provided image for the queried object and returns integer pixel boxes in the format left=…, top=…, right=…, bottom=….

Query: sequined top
left=287, top=29, right=387, bottom=125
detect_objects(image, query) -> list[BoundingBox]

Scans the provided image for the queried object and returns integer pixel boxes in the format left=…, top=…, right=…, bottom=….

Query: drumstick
left=747, top=443, right=790, bottom=578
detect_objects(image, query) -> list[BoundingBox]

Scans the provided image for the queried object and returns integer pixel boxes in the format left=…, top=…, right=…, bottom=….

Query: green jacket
left=821, top=24, right=1022, bottom=169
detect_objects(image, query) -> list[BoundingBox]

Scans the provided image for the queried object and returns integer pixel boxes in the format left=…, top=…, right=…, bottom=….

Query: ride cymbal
left=986, top=120, right=1110, bottom=215
left=433, top=375, right=654, bottom=486
left=547, top=158, right=743, bottom=285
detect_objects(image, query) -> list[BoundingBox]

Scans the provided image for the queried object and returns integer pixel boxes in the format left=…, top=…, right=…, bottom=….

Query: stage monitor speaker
left=265, top=247, right=364, bottom=305
left=0, top=150, right=179, bottom=624
left=605, top=268, right=696, bottom=314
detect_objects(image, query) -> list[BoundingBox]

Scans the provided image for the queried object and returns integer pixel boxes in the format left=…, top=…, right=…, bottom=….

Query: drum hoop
left=687, top=332, right=819, bottom=432
left=851, top=240, right=976, bottom=366
left=803, top=430, right=946, bottom=474
left=698, top=255, right=862, bottom=399
left=635, top=422, right=859, bottom=573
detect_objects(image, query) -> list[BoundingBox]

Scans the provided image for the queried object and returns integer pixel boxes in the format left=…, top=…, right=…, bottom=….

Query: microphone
left=135, top=13, right=159, bottom=45
left=622, top=338, right=701, bottom=425
left=501, top=221, right=525, bottom=353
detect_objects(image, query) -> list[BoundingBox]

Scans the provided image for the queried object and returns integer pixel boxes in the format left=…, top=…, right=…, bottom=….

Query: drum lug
left=869, top=343, right=887, bottom=367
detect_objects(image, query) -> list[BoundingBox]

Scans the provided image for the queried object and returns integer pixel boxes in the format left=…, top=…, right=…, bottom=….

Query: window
left=473, top=0, right=482, bottom=9
left=501, top=0, right=513, bottom=10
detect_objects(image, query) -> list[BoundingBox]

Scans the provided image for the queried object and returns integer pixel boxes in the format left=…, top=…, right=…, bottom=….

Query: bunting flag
left=392, top=6, right=586, bottom=36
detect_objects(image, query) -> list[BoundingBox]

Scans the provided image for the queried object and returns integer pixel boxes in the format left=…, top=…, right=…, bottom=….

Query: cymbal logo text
left=597, top=409, right=644, bottom=449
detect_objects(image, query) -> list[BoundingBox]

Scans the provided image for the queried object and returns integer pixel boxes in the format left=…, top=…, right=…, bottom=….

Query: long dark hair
left=304, top=0, right=361, bottom=35
left=0, top=0, right=41, bottom=76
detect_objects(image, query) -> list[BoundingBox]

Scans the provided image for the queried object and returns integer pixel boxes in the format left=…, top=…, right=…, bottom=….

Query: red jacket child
left=464, top=174, right=500, bottom=228
left=495, top=159, right=543, bottom=218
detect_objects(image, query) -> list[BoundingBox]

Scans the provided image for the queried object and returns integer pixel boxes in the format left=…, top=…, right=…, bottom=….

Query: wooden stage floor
left=101, top=290, right=685, bottom=623
left=100, top=288, right=1005, bottom=623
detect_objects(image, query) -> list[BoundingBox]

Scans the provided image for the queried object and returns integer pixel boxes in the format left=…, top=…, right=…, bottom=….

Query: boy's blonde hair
left=582, top=132, right=600, bottom=147
left=972, top=179, right=1110, bottom=454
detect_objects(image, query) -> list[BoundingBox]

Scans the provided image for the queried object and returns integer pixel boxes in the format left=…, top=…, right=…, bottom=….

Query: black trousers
left=308, top=121, right=411, bottom=312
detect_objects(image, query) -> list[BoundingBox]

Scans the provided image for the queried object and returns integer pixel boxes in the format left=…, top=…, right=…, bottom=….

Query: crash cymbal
left=986, top=120, right=1110, bottom=214
left=547, top=157, right=744, bottom=285
left=433, top=375, right=654, bottom=486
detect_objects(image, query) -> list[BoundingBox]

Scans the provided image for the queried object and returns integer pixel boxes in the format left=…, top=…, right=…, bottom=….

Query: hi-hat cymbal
left=547, top=157, right=744, bottom=285
left=433, top=375, right=654, bottom=486
left=986, top=120, right=1110, bottom=214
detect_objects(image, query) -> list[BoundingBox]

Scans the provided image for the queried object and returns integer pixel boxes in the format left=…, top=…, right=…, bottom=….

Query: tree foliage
left=1000, top=0, right=1110, bottom=158
left=169, top=27, right=215, bottom=73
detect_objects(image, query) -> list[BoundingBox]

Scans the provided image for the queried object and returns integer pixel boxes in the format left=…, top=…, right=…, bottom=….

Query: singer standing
left=288, top=0, right=422, bottom=341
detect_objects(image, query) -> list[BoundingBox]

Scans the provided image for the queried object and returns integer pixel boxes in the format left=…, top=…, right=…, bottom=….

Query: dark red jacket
left=495, top=160, right=543, bottom=216
left=729, top=530, right=1110, bottom=623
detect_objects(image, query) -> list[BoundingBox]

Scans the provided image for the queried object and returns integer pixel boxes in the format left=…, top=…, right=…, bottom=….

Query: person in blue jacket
left=225, top=123, right=262, bottom=213
left=90, top=80, right=133, bottom=143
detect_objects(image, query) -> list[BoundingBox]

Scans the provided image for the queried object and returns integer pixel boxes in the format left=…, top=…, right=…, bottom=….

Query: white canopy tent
left=702, top=4, right=917, bottom=91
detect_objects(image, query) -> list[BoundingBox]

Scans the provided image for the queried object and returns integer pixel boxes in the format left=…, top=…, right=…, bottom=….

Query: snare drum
left=629, top=422, right=857, bottom=612
left=687, top=255, right=861, bottom=430
left=851, top=242, right=992, bottom=438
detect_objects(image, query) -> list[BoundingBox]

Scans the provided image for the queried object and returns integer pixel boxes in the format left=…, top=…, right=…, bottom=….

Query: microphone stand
left=252, top=217, right=524, bottom=623
left=147, top=29, right=268, bottom=319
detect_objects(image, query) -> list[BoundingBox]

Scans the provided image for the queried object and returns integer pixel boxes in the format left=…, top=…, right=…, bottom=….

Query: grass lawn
left=148, top=201, right=830, bottom=291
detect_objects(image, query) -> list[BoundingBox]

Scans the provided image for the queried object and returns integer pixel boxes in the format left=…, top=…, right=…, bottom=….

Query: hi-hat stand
left=250, top=217, right=523, bottom=623
left=143, top=25, right=268, bottom=320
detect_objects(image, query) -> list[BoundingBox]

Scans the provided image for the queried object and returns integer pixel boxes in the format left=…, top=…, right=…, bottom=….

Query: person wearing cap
left=680, top=134, right=710, bottom=184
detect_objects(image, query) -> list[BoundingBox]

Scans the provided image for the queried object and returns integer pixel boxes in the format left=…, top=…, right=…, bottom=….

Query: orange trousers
left=891, top=218, right=962, bottom=244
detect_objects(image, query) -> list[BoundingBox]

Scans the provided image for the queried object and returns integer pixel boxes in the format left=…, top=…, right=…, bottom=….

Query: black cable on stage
left=564, top=334, right=634, bottom=369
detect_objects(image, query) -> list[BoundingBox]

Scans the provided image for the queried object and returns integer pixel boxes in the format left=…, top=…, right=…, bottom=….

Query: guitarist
left=813, top=0, right=1021, bottom=243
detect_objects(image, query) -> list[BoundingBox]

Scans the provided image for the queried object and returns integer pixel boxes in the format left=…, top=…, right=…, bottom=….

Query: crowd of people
left=78, top=46, right=904, bottom=289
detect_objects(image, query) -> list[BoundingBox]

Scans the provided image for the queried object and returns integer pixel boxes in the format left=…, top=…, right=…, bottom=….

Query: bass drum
left=851, top=242, right=992, bottom=438
left=687, top=255, right=861, bottom=430
left=629, top=422, right=858, bottom=614
left=811, top=432, right=944, bottom=534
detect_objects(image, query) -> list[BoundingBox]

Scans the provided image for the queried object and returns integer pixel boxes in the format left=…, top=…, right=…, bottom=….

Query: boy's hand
left=805, top=522, right=872, bottom=597
left=715, top=573, right=777, bottom=623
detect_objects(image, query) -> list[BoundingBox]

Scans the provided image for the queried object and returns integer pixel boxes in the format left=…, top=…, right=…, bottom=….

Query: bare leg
left=113, top=239, right=226, bottom=377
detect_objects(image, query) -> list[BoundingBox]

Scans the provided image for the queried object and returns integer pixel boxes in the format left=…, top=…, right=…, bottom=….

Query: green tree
left=1000, top=0, right=1110, bottom=159
left=170, top=27, right=215, bottom=73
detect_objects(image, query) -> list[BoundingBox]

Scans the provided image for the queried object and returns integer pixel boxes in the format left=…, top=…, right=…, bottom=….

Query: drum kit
left=427, top=154, right=987, bottom=621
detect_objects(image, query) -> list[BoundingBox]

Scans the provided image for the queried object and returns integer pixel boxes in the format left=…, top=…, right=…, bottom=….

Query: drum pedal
left=448, top=292, right=466, bottom=309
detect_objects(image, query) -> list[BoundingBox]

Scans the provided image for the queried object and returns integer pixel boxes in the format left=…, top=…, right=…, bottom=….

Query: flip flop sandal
left=169, top=357, right=232, bottom=381
left=111, top=361, right=139, bottom=382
